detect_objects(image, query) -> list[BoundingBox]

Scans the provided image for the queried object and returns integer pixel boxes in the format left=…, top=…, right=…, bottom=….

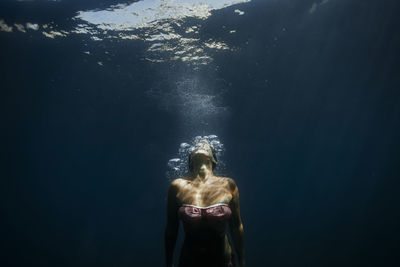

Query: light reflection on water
left=75, top=0, right=250, bottom=64
left=76, top=0, right=249, bottom=31
left=0, top=0, right=250, bottom=65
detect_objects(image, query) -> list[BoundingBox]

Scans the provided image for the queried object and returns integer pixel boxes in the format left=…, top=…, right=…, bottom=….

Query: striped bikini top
left=178, top=203, right=232, bottom=222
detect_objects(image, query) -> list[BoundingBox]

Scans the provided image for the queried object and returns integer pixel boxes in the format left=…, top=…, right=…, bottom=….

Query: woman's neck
left=192, top=168, right=213, bottom=182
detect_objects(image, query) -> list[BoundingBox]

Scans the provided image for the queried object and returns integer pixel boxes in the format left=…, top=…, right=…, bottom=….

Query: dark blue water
left=1, top=0, right=400, bottom=266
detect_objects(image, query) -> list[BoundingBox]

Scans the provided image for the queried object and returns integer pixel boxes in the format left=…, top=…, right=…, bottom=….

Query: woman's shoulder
left=216, top=176, right=237, bottom=191
left=170, top=177, right=190, bottom=188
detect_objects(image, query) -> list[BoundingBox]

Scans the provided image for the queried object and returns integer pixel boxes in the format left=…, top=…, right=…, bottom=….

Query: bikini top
left=178, top=203, right=232, bottom=223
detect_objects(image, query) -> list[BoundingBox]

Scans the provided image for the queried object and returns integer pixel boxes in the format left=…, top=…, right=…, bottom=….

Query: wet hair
left=188, top=146, right=218, bottom=173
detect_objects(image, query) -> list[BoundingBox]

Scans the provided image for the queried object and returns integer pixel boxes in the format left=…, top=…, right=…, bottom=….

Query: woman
left=165, top=140, right=245, bottom=267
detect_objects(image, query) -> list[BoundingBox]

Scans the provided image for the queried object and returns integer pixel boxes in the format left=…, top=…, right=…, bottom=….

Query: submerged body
left=165, top=143, right=245, bottom=267
left=174, top=177, right=238, bottom=267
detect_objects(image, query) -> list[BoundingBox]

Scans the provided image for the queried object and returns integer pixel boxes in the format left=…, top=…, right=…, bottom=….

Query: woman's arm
left=228, top=179, right=245, bottom=267
left=165, top=182, right=179, bottom=267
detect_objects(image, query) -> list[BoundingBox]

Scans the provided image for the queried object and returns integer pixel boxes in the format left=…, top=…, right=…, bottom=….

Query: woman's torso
left=174, top=176, right=234, bottom=266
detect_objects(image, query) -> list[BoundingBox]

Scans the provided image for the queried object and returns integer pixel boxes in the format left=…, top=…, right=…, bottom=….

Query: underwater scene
left=1, top=0, right=399, bottom=266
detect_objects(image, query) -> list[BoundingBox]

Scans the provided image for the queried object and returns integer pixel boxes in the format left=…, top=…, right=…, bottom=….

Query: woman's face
left=190, top=149, right=214, bottom=175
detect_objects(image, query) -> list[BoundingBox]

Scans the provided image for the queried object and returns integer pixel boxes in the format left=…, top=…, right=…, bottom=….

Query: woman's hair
left=188, top=143, right=218, bottom=173
left=166, top=135, right=224, bottom=180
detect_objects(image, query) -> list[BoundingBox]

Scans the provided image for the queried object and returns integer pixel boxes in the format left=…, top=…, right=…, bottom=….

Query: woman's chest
left=177, top=183, right=232, bottom=207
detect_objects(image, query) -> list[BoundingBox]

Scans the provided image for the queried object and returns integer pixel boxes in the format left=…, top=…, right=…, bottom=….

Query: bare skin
left=165, top=148, right=245, bottom=267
